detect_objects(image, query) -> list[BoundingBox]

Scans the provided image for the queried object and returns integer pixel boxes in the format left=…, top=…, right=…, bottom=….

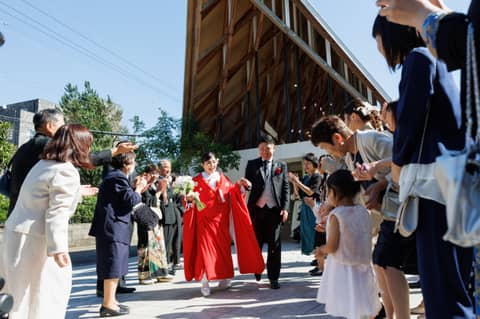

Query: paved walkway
left=67, top=242, right=423, bottom=319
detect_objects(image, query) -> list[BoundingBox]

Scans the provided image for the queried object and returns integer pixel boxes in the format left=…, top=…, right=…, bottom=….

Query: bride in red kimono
left=183, top=152, right=265, bottom=296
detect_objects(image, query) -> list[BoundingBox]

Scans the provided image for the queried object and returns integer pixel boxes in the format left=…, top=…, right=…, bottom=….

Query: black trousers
left=171, top=211, right=183, bottom=265
left=163, top=223, right=177, bottom=265
left=250, top=205, right=282, bottom=282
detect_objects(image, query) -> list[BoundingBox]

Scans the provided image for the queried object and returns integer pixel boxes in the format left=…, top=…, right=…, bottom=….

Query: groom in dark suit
left=245, top=134, right=289, bottom=289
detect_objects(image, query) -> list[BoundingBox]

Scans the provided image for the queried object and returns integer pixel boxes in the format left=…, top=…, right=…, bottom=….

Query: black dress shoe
left=117, top=304, right=129, bottom=310
left=310, top=259, right=318, bottom=266
left=99, top=305, right=129, bottom=317
left=116, top=286, right=136, bottom=294
left=374, top=304, right=386, bottom=319
left=310, top=268, right=323, bottom=276
left=270, top=281, right=280, bottom=289
left=408, top=281, right=421, bottom=289
left=254, top=273, right=261, bottom=281
left=309, top=266, right=319, bottom=274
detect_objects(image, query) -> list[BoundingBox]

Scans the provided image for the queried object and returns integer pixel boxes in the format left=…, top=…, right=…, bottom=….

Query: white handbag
left=435, top=24, right=480, bottom=247
left=395, top=75, right=433, bottom=237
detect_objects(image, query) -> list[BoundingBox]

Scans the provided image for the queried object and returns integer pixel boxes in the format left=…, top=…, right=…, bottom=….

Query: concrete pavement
left=67, top=241, right=423, bottom=319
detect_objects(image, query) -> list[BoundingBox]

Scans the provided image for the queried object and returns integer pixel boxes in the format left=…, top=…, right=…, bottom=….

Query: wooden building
left=183, top=0, right=390, bottom=150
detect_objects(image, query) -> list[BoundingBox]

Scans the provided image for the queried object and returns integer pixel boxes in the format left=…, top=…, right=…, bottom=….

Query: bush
left=0, top=194, right=9, bottom=224
left=0, top=194, right=97, bottom=225
left=70, top=196, right=97, bottom=224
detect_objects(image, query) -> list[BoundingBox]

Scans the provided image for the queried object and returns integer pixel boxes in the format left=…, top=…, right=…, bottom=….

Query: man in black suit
left=245, top=134, right=289, bottom=289
left=158, top=159, right=183, bottom=276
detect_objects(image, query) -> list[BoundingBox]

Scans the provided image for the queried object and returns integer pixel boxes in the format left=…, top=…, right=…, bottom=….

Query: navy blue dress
left=394, top=47, right=474, bottom=318
left=89, top=169, right=142, bottom=280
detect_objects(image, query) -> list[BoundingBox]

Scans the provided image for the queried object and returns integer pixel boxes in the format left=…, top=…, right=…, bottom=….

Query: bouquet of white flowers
left=172, top=176, right=206, bottom=211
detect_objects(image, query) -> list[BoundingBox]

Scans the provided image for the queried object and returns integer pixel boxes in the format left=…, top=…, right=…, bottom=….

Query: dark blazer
left=8, top=133, right=50, bottom=215
left=7, top=133, right=112, bottom=216
left=245, top=157, right=290, bottom=211
left=159, top=186, right=183, bottom=225
left=89, top=169, right=141, bottom=244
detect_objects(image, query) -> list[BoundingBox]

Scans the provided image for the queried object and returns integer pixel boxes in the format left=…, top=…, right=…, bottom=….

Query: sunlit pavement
left=66, top=241, right=423, bottom=319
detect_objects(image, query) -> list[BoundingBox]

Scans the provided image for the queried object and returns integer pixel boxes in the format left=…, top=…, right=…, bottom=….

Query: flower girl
left=316, top=170, right=380, bottom=319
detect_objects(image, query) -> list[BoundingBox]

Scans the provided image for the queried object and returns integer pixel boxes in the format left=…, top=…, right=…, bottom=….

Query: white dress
left=316, top=205, right=380, bottom=319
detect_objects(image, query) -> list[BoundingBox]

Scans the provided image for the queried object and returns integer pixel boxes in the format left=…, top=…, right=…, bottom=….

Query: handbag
left=435, top=24, right=480, bottom=247
left=380, top=183, right=400, bottom=222
left=133, top=203, right=160, bottom=230
left=395, top=74, right=433, bottom=237
left=0, top=158, right=13, bottom=198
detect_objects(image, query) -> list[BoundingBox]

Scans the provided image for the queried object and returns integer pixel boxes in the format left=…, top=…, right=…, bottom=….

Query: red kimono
left=183, top=173, right=265, bottom=281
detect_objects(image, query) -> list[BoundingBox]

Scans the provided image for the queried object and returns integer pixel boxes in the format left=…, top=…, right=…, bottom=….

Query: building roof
left=183, top=0, right=390, bottom=149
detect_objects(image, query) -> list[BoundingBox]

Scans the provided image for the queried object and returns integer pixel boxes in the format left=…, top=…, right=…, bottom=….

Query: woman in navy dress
left=89, top=152, right=147, bottom=317
left=373, top=15, right=475, bottom=318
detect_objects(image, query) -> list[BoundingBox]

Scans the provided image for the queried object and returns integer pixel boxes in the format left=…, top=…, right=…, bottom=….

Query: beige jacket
left=5, top=160, right=81, bottom=255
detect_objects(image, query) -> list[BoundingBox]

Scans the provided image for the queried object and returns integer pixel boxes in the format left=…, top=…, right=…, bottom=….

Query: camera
left=0, top=277, right=13, bottom=318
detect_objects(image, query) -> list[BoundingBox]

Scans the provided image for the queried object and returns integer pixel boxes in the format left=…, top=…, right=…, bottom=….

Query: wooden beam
left=196, top=36, right=224, bottom=74
left=246, top=13, right=264, bottom=91
left=218, top=0, right=237, bottom=111
left=201, top=0, right=222, bottom=19
left=250, top=0, right=366, bottom=101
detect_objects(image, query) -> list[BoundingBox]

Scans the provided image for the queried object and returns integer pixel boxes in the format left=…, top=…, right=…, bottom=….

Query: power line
left=19, top=0, right=181, bottom=95
left=0, top=1, right=181, bottom=103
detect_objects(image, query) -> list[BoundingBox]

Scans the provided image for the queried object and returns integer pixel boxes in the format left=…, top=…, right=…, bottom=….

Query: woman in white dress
left=316, top=170, right=380, bottom=319
left=0, top=124, right=97, bottom=319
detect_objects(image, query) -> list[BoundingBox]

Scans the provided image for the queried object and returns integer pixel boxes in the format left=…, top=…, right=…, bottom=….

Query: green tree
left=131, top=109, right=180, bottom=169
left=132, top=111, right=240, bottom=174
left=0, top=121, right=16, bottom=169
left=178, top=115, right=240, bottom=174
left=59, top=81, right=126, bottom=186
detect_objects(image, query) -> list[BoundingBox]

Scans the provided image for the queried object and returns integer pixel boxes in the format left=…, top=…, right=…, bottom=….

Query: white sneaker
left=218, top=279, right=232, bottom=289
left=200, top=286, right=211, bottom=296
left=201, top=281, right=211, bottom=296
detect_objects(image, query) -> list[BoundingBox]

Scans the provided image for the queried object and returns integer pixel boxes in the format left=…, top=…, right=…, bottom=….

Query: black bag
left=0, top=158, right=13, bottom=198
left=133, top=203, right=160, bottom=229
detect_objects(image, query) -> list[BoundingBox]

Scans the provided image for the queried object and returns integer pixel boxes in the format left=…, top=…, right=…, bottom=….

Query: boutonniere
left=274, top=165, right=282, bottom=176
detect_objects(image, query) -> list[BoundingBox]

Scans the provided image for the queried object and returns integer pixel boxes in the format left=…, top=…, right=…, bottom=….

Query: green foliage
left=178, top=131, right=241, bottom=174
left=0, top=121, right=16, bottom=169
left=59, top=81, right=126, bottom=186
left=131, top=109, right=180, bottom=169
left=132, top=110, right=240, bottom=174
left=0, top=194, right=8, bottom=224
left=70, top=196, right=97, bottom=224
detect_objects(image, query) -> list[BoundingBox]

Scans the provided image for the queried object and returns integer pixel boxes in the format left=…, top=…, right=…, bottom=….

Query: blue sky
left=0, top=0, right=471, bottom=130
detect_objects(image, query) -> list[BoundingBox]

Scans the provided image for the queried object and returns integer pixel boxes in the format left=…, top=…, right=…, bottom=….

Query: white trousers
left=0, top=230, right=71, bottom=319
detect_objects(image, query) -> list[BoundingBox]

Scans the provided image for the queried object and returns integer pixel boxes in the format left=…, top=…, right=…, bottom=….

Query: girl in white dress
left=316, top=170, right=380, bottom=319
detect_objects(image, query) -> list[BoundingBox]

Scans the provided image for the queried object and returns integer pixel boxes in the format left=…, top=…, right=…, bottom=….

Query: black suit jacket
left=159, top=187, right=183, bottom=225
left=245, top=157, right=290, bottom=211
left=8, top=133, right=50, bottom=215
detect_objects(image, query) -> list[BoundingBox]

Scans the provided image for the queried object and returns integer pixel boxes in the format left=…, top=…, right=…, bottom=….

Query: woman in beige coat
left=0, top=124, right=97, bottom=319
